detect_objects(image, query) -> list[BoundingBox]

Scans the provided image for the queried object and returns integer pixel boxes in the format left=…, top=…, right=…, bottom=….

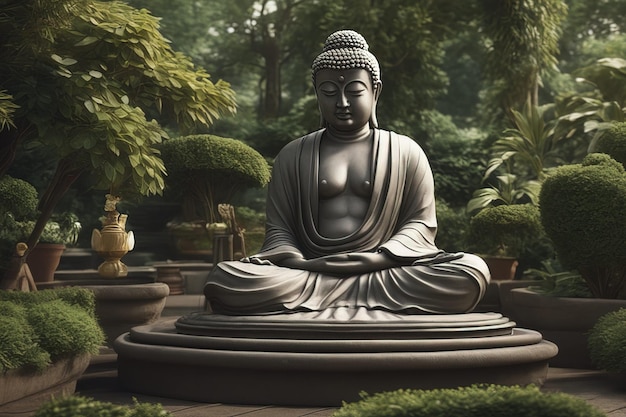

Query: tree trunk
left=260, top=38, right=282, bottom=120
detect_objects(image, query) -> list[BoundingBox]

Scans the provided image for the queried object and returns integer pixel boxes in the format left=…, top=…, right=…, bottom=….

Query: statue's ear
left=373, top=81, right=383, bottom=101
left=370, top=81, right=382, bottom=128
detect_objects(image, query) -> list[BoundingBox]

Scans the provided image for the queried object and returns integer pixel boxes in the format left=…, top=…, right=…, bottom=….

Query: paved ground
left=73, top=295, right=626, bottom=417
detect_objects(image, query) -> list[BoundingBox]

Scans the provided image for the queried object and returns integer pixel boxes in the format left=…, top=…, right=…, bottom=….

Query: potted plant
left=25, top=213, right=82, bottom=283
left=468, top=203, right=542, bottom=280
left=0, top=175, right=81, bottom=283
left=0, top=287, right=105, bottom=415
left=160, top=134, right=271, bottom=259
left=509, top=153, right=626, bottom=368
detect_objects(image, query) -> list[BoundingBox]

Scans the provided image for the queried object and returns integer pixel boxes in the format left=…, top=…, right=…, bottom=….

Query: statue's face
left=315, top=68, right=379, bottom=132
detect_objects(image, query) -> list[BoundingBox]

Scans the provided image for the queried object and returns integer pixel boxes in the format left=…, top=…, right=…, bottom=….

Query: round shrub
left=0, top=175, right=38, bottom=220
left=593, top=122, right=626, bottom=168
left=588, top=308, right=626, bottom=373
left=539, top=153, right=626, bottom=298
left=33, top=395, right=172, bottom=417
left=27, top=299, right=104, bottom=358
left=0, top=301, right=50, bottom=371
left=333, top=384, right=605, bottom=417
left=468, top=204, right=542, bottom=257
left=160, top=134, right=271, bottom=223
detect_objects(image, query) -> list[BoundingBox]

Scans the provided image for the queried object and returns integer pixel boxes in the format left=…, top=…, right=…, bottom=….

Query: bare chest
left=318, top=140, right=373, bottom=199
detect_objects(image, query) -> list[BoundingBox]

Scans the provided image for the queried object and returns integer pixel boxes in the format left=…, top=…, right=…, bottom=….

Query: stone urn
left=91, top=194, right=135, bottom=278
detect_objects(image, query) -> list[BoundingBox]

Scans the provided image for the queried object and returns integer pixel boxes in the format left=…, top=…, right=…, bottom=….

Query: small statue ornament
left=91, top=194, right=135, bottom=278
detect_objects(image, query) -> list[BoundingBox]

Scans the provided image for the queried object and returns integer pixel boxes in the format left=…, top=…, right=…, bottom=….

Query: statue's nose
left=336, top=92, right=349, bottom=108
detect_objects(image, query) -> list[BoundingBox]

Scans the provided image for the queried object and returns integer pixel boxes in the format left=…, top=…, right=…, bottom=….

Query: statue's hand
left=241, top=256, right=274, bottom=266
left=280, top=252, right=397, bottom=275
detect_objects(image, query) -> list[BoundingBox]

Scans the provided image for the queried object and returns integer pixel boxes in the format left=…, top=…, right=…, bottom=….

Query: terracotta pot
left=509, top=288, right=626, bottom=368
left=482, top=256, right=519, bottom=280
left=27, top=243, right=66, bottom=283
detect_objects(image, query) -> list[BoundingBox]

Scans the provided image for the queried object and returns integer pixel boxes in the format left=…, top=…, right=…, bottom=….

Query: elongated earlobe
left=369, top=81, right=382, bottom=128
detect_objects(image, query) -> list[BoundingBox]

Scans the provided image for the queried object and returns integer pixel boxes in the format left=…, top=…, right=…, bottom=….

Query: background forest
left=119, top=0, right=626, bottom=202
left=5, top=0, right=626, bottom=274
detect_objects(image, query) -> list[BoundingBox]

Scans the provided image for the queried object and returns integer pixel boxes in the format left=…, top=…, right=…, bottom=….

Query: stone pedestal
left=115, top=310, right=557, bottom=406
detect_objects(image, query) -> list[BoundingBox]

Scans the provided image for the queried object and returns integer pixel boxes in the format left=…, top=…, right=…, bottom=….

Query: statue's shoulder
left=277, top=129, right=323, bottom=156
left=378, top=129, right=425, bottom=153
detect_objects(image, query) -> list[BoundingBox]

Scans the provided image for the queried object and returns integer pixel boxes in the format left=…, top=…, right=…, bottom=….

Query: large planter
left=27, top=243, right=66, bottom=283
left=0, top=353, right=90, bottom=415
left=86, top=282, right=170, bottom=345
left=509, top=288, right=626, bottom=368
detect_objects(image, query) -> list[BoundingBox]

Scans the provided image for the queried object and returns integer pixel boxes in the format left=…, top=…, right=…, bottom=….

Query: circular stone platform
left=114, top=310, right=557, bottom=406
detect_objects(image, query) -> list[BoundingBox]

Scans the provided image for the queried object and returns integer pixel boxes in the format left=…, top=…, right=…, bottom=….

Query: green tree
left=0, top=0, right=236, bottom=288
left=480, top=0, right=567, bottom=125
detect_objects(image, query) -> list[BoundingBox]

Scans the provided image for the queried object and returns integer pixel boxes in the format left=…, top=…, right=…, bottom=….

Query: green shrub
left=539, top=153, right=626, bottom=298
left=332, top=384, right=605, bottom=417
left=28, top=299, right=104, bottom=358
left=0, top=302, right=50, bottom=371
left=0, top=287, right=97, bottom=316
left=33, top=396, right=172, bottom=417
left=0, top=175, right=38, bottom=220
left=0, top=288, right=103, bottom=370
left=588, top=308, right=626, bottom=373
left=593, top=122, right=626, bottom=168
left=468, top=204, right=542, bottom=257
left=160, top=134, right=271, bottom=224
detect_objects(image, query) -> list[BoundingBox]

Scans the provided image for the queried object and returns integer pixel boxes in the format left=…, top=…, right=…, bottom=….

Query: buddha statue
left=204, top=30, right=490, bottom=316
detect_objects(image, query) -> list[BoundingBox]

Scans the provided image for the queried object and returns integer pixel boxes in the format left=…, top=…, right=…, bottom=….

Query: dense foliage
left=540, top=153, right=626, bottom=298
left=0, top=0, right=237, bottom=287
left=332, top=384, right=605, bottom=417
left=588, top=308, right=626, bottom=373
left=0, top=288, right=103, bottom=372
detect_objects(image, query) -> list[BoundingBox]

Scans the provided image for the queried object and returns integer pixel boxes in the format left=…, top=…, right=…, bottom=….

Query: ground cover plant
left=332, top=384, right=605, bottom=417
left=33, top=396, right=172, bottom=417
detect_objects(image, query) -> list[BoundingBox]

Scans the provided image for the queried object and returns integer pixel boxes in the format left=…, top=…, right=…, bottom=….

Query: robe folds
left=205, top=129, right=490, bottom=315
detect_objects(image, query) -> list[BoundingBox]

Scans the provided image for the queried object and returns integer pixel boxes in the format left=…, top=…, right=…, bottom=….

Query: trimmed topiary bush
left=160, top=134, right=271, bottom=224
left=0, top=175, right=38, bottom=221
left=332, top=384, right=605, bottom=417
left=33, top=396, right=172, bottom=417
left=0, top=288, right=104, bottom=371
left=539, top=153, right=626, bottom=298
left=588, top=308, right=626, bottom=373
left=593, top=122, right=626, bottom=168
left=468, top=204, right=542, bottom=257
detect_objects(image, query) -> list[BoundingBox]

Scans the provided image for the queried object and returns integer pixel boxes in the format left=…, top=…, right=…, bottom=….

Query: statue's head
left=312, top=30, right=382, bottom=128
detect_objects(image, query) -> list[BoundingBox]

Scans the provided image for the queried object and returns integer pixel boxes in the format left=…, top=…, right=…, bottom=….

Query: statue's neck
left=325, top=125, right=372, bottom=143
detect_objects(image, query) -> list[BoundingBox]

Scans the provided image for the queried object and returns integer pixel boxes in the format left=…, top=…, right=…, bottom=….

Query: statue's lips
left=335, top=112, right=351, bottom=119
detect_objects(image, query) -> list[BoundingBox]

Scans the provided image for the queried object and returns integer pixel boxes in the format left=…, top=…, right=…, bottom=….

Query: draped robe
left=205, top=129, right=490, bottom=315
